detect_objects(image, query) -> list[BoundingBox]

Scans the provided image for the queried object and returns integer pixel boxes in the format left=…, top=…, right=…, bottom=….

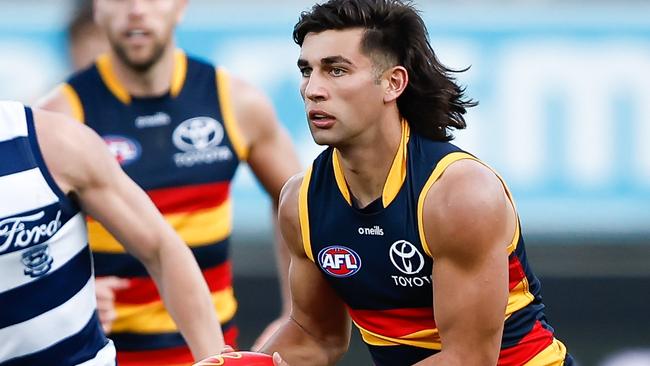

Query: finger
left=222, top=345, right=235, bottom=353
left=97, top=276, right=130, bottom=290
left=273, top=352, right=286, bottom=366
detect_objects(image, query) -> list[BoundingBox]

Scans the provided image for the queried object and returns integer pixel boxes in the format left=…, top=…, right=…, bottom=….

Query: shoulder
left=422, top=159, right=514, bottom=257
left=32, top=108, right=112, bottom=192
left=226, top=72, right=276, bottom=117
left=278, top=172, right=308, bottom=255
left=217, top=69, right=282, bottom=151
left=35, top=83, right=80, bottom=119
left=278, top=173, right=306, bottom=222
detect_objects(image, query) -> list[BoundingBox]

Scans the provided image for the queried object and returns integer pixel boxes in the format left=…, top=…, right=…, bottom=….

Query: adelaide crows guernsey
left=63, top=51, right=246, bottom=365
left=299, top=121, right=571, bottom=366
left=0, top=102, right=114, bottom=365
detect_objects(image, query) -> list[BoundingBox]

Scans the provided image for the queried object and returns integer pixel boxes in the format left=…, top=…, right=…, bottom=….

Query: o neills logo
left=0, top=210, right=62, bottom=253
left=358, top=225, right=384, bottom=236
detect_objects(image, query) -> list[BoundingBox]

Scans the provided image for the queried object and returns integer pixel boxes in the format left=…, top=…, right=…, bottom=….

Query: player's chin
left=310, top=130, right=341, bottom=147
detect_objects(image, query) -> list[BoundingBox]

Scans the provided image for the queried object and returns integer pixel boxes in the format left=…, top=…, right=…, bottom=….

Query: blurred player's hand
left=95, top=276, right=130, bottom=334
left=272, top=352, right=289, bottom=366
left=253, top=317, right=287, bottom=350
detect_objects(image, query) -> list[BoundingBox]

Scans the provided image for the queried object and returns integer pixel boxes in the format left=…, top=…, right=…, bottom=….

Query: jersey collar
left=95, top=49, right=188, bottom=104
left=333, top=119, right=410, bottom=208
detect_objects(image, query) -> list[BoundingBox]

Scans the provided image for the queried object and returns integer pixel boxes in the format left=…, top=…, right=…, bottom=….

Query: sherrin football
left=193, top=351, right=274, bottom=366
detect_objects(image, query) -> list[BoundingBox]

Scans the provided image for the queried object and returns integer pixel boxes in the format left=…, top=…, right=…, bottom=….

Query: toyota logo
left=389, top=240, right=424, bottom=275
left=172, top=117, right=224, bottom=151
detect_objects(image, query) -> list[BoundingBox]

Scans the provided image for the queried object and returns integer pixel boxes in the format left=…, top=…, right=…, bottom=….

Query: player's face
left=298, top=28, right=389, bottom=147
left=94, top=0, right=186, bottom=72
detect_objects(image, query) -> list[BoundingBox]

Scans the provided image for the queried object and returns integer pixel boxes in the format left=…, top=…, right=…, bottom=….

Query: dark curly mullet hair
left=293, top=0, right=477, bottom=141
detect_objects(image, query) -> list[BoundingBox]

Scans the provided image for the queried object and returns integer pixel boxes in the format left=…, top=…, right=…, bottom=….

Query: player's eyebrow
left=321, top=55, right=353, bottom=66
left=297, top=55, right=354, bottom=68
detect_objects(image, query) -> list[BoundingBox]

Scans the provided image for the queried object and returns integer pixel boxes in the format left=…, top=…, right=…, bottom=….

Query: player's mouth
left=123, top=28, right=152, bottom=44
left=308, top=110, right=336, bottom=129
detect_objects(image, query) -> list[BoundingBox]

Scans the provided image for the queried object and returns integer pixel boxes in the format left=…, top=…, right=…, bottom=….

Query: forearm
left=260, top=317, right=345, bottom=366
left=148, top=237, right=224, bottom=360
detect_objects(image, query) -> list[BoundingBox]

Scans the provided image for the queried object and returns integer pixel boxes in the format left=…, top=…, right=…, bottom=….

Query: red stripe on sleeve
left=498, top=321, right=554, bottom=366
left=508, top=254, right=527, bottom=290
left=349, top=307, right=436, bottom=338
left=146, top=181, right=230, bottom=214
left=112, top=261, right=233, bottom=304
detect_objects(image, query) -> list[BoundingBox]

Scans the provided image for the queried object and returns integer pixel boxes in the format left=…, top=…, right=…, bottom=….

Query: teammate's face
left=298, top=28, right=389, bottom=147
left=94, top=0, right=186, bottom=72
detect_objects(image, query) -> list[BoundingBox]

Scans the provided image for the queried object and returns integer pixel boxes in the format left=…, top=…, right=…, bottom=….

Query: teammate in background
left=0, top=101, right=224, bottom=365
left=38, top=0, right=300, bottom=364
left=67, top=0, right=108, bottom=70
left=260, top=1, right=574, bottom=365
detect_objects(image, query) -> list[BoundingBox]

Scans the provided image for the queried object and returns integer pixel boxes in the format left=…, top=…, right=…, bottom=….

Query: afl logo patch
left=318, top=246, right=361, bottom=278
left=103, top=135, right=141, bottom=166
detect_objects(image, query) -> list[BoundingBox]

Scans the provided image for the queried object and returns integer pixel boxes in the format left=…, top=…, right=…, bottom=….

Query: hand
left=253, top=316, right=287, bottom=350
left=273, top=352, right=290, bottom=366
left=95, top=276, right=130, bottom=334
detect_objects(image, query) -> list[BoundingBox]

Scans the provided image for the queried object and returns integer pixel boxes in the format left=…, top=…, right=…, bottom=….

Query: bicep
left=73, top=133, right=172, bottom=262
left=278, top=176, right=350, bottom=341
left=423, top=160, right=513, bottom=359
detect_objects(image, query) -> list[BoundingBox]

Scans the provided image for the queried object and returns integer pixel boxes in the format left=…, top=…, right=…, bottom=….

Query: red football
left=193, top=351, right=274, bottom=366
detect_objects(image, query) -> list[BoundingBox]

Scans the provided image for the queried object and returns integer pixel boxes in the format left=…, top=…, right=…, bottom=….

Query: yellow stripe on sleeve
left=298, top=166, right=314, bottom=261
left=417, top=152, right=479, bottom=258
left=505, top=277, right=536, bottom=318
left=216, top=67, right=249, bottom=161
left=89, top=199, right=233, bottom=253
left=112, top=288, right=237, bottom=334
left=354, top=322, right=442, bottom=350
left=60, top=83, right=85, bottom=123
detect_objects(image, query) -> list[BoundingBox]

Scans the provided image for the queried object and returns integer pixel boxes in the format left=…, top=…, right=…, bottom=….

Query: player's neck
left=109, top=43, right=177, bottom=97
left=336, top=115, right=403, bottom=208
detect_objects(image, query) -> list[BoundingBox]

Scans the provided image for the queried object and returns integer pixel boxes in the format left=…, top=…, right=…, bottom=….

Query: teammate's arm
left=260, top=175, right=351, bottom=366
left=33, top=109, right=225, bottom=361
left=35, top=84, right=80, bottom=119
left=228, top=74, right=302, bottom=346
left=414, top=159, right=513, bottom=366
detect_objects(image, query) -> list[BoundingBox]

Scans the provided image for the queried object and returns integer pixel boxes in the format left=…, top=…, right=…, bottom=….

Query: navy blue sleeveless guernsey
left=299, top=121, right=572, bottom=366
left=63, top=51, right=245, bottom=365
left=0, top=102, right=114, bottom=365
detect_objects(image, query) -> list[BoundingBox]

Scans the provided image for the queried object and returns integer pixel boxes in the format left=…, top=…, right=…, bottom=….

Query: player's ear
left=383, top=66, right=408, bottom=104
left=175, top=0, right=189, bottom=24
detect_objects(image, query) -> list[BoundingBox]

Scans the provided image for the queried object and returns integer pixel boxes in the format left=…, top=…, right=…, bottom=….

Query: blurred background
left=1, top=0, right=649, bottom=364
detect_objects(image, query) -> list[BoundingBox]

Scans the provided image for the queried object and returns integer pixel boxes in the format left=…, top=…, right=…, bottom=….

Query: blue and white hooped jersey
left=0, top=101, right=115, bottom=365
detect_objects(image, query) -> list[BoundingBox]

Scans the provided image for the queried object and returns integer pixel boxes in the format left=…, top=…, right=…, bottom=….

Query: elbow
left=327, top=339, right=349, bottom=364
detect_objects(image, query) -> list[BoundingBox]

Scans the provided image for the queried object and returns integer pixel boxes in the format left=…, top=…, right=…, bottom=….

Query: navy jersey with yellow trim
left=300, top=122, right=572, bottom=366
left=63, top=51, right=244, bottom=364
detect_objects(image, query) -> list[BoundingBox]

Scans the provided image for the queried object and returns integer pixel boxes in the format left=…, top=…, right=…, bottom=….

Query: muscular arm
left=414, top=160, right=514, bottom=366
left=259, top=175, right=350, bottom=366
left=33, top=109, right=225, bottom=361
left=229, top=75, right=302, bottom=342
